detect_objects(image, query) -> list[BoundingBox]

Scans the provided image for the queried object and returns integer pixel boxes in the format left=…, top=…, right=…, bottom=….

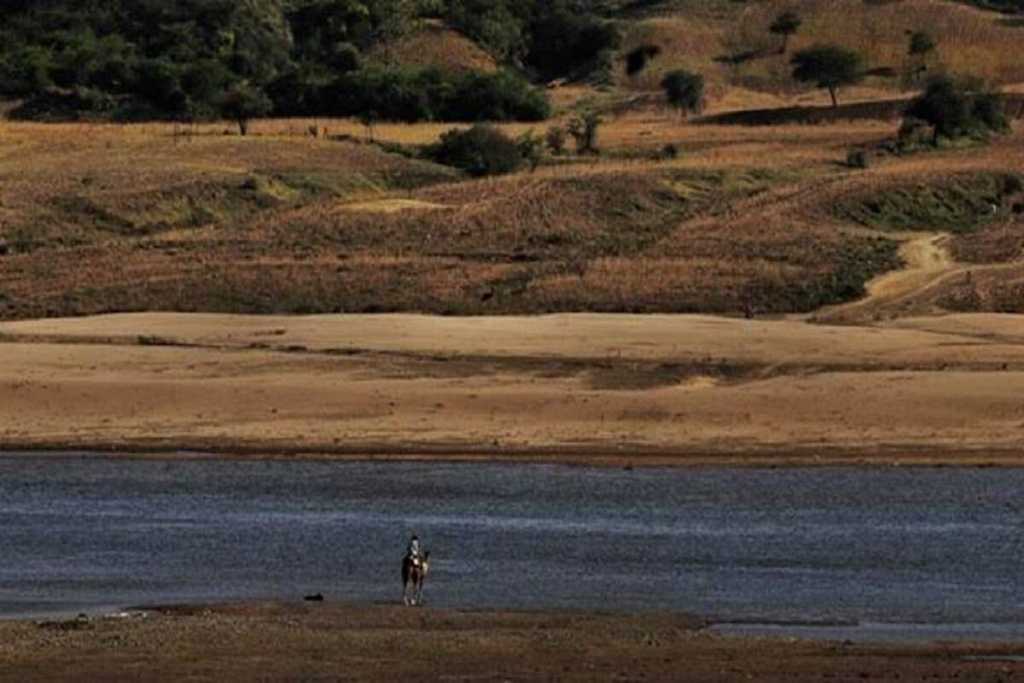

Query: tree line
left=0, top=0, right=620, bottom=125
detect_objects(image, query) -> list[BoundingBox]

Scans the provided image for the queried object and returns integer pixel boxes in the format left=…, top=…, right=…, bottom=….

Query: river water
left=1, top=455, right=1023, bottom=641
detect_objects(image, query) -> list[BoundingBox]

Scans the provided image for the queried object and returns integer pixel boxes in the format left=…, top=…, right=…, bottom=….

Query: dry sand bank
left=1, top=313, right=1023, bottom=465
left=1, top=602, right=1022, bottom=682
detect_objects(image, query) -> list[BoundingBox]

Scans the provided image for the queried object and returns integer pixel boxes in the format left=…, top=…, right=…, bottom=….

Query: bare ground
left=1, top=312, right=1023, bottom=465
left=1, top=602, right=1023, bottom=682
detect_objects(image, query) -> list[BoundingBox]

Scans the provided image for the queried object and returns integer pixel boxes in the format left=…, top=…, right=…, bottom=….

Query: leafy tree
left=661, top=69, right=704, bottom=119
left=446, top=0, right=530, bottom=64
left=220, top=81, right=273, bottom=135
left=791, top=45, right=864, bottom=107
left=329, top=66, right=549, bottom=122
left=769, top=11, right=802, bottom=54
left=446, top=0, right=617, bottom=81
left=904, top=75, right=1008, bottom=143
left=526, top=2, right=620, bottom=82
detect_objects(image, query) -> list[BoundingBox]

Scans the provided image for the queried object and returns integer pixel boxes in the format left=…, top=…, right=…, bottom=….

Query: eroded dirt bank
left=1, top=312, right=1023, bottom=465
left=1, top=602, right=1022, bottom=682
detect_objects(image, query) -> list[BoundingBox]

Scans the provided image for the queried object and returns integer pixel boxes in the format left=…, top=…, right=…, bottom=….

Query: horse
left=401, top=550, right=430, bottom=606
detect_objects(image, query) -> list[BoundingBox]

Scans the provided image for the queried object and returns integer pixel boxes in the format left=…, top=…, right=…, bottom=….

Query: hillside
left=4, top=0, right=1024, bottom=122
left=617, top=0, right=1024, bottom=109
left=0, top=1, right=1022, bottom=323
left=0, top=114, right=1021, bottom=321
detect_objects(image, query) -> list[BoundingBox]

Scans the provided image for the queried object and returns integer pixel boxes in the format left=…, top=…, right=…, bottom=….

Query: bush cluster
left=445, top=0, right=620, bottom=82
left=427, top=125, right=525, bottom=176
left=904, top=75, right=1009, bottom=143
left=330, top=68, right=550, bottom=123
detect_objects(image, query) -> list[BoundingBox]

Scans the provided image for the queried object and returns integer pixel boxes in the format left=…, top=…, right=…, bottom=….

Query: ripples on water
left=1, top=455, right=1023, bottom=640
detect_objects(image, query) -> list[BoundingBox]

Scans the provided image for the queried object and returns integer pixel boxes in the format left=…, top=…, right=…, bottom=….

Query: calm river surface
left=2, top=455, right=1023, bottom=641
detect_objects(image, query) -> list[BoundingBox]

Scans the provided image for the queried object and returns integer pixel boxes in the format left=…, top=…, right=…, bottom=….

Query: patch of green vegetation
left=663, top=168, right=798, bottom=205
left=834, top=173, right=1023, bottom=234
left=51, top=196, right=135, bottom=235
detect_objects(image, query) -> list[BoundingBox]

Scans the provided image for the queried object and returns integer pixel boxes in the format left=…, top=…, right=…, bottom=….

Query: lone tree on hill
left=791, top=45, right=864, bottom=108
left=661, top=69, right=704, bottom=119
left=904, top=75, right=1008, bottom=143
left=220, top=82, right=273, bottom=136
left=770, top=11, right=802, bottom=54
left=908, top=31, right=936, bottom=58
left=904, top=30, right=937, bottom=85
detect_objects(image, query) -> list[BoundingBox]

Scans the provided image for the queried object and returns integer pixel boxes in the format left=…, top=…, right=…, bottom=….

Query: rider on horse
left=407, top=534, right=423, bottom=567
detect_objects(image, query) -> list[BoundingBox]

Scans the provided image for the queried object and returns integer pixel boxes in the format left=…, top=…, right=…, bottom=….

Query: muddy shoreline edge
left=2, top=440, right=1023, bottom=468
left=4, top=601, right=1024, bottom=682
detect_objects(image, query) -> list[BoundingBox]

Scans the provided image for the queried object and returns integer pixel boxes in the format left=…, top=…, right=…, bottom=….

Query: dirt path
left=812, top=232, right=960, bottom=324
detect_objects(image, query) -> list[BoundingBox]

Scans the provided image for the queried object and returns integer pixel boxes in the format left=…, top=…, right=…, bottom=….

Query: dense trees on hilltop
left=0, top=0, right=565, bottom=123
left=444, top=0, right=620, bottom=81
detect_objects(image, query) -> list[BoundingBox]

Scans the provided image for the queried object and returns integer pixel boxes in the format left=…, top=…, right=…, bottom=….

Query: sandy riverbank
left=2, top=602, right=1023, bottom=682
left=1, top=312, right=1023, bottom=466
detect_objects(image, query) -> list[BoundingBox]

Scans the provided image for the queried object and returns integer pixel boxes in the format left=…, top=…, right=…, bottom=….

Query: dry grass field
left=1, top=110, right=1021, bottom=321
left=619, top=0, right=1024, bottom=109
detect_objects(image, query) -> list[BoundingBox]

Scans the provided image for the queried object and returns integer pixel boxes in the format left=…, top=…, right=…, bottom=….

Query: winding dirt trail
left=812, top=232, right=960, bottom=323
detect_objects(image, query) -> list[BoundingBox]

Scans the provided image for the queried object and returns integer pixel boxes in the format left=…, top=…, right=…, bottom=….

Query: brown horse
left=401, top=551, right=430, bottom=606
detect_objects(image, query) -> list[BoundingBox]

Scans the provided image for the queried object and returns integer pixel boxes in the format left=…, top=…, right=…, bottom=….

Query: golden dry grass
left=370, top=19, right=499, bottom=74
left=617, top=0, right=1024, bottom=110
left=0, top=116, right=1021, bottom=321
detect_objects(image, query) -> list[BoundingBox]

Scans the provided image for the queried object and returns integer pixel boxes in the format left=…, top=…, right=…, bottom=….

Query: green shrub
left=567, top=111, right=602, bottom=155
left=428, top=125, right=525, bottom=176
left=545, top=126, right=567, bottom=155
left=661, top=70, right=704, bottom=119
left=846, top=150, right=870, bottom=169
left=516, top=130, right=544, bottom=171
left=895, top=116, right=933, bottom=152
left=9, top=86, right=118, bottom=121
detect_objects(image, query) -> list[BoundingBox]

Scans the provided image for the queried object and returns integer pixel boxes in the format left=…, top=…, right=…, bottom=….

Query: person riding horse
left=407, top=534, right=423, bottom=567
left=402, top=534, right=430, bottom=605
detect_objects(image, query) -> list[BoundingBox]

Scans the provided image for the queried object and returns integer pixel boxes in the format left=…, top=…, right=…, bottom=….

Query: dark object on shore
left=304, top=593, right=324, bottom=602
left=0, top=239, right=8, bottom=256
